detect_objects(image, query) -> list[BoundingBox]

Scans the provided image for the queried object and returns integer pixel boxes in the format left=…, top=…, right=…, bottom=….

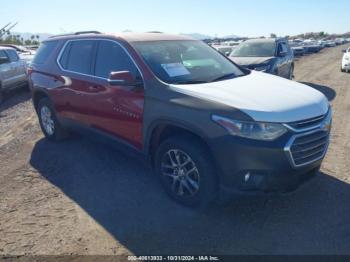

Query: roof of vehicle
left=0, top=46, right=15, bottom=51
left=0, top=44, right=29, bottom=52
left=0, top=44, right=17, bottom=47
left=47, top=32, right=196, bottom=42
left=115, top=32, right=195, bottom=42
left=244, top=38, right=286, bottom=43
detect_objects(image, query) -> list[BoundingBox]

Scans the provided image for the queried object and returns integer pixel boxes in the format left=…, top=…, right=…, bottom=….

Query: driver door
left=83, top=40, right=145, bottom=149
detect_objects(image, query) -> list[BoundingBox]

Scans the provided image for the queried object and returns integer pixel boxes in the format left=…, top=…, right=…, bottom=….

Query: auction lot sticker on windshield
left=161, top=63, right=190, bottom=77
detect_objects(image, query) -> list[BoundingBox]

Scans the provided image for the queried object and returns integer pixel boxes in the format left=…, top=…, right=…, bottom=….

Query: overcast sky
left=1, top=0, right=348, bottom=37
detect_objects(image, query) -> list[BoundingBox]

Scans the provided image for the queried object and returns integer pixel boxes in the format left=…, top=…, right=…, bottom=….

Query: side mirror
left=0, top=57, right=10, bottom=65
left=342, top=49, right=347, bottom=53
left=108, top=71, right=141, bottom=87
left=225, top=51, right=231, bottom=56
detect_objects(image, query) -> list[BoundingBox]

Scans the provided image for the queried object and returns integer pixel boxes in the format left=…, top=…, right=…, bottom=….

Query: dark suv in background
left=229, top=38, right=294, bottom=79
left=29, top=32, right=331, bottom=208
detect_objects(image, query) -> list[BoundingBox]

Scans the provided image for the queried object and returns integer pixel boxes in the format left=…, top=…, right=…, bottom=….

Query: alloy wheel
left=161, top=149, right=200, bottom=197
left=40, top=106, right=55, bottom=136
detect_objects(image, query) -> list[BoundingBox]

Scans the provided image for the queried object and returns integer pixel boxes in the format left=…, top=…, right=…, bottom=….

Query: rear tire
left=341, top=67, right=345, bottom=72
left=155, top=135, right=218, bottom=208
left=37, top=98, right=68, bottom=141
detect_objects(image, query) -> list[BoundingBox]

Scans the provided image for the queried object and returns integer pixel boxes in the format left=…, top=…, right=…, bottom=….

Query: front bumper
left=209, top=126, right=330, bottom=198
left=342, top=62, right=350, bottom=70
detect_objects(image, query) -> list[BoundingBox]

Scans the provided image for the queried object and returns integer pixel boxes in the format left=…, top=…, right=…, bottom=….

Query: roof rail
left=49, top=31, right=101, bottom=38
left=74, top=31, right=101, bottom=35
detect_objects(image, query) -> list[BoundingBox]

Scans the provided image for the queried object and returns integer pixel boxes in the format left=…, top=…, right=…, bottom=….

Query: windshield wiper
left=211, top=73, right=237, bottom=82
left=172, top=80, right=209, bottom=85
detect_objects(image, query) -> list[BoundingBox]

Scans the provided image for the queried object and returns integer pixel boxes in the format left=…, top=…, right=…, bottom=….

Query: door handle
left=88, top=85, right=101, bottom=91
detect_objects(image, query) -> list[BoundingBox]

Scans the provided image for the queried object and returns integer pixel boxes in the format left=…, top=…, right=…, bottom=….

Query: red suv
left=29, top=31, right=331, bottom=207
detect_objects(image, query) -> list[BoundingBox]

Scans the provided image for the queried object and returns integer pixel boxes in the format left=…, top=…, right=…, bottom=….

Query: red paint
left=30, top=36, right=150, bottom=150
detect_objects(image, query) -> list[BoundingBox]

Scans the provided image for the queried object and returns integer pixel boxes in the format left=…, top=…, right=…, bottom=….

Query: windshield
left=132, top=40, right=245, bottom=84
left=230, top=41, right=276, bottom=57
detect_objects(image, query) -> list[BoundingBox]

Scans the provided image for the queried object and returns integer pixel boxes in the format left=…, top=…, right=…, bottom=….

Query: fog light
left=240, top=171, right=266, bottom=191
left=244, top=172, right=251, bottom=182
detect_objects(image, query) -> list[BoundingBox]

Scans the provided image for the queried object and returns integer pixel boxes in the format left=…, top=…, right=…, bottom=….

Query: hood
left=229, top=56, right=274, bottom=66
left=170, top=71, right=329, bottom=123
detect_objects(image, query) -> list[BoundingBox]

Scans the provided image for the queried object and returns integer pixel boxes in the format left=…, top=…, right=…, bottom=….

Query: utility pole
left=0, top=22, right=18, bottom=38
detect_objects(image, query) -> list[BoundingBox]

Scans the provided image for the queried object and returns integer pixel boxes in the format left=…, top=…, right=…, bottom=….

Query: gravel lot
left=0, top=44, right=349, bottom=256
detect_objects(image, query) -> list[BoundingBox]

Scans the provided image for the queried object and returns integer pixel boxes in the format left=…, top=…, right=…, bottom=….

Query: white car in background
left=341, top=47, right=350, bottom=72
left=325, top=40, right=336, bottom=47
left=212, top=45, right=234, bottom=56
left=0, top=47, right=28, bottom=104
left=0, top=44, right=36, bottom=65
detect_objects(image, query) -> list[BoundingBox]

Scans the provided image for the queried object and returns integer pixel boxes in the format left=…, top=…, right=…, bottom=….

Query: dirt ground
left=0, top=44, right=349, bottom=256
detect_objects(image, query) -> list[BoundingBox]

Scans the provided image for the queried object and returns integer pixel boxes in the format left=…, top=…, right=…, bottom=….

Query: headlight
left=212, top=115, right=287, bottom=141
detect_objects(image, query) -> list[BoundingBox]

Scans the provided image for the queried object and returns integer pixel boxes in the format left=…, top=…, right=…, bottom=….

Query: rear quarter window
left=32, top=41, right=59, bottom=64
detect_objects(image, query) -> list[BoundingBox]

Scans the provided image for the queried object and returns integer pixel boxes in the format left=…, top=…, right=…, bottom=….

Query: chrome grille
left=286, top=130, right=330, bottom=167
left=285, top=114, right=326, bottom=132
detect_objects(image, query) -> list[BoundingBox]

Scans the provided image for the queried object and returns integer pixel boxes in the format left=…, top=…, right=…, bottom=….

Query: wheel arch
left=145, top=119, right=216, bottom=169
left=32, top=90, right=50, bottom=112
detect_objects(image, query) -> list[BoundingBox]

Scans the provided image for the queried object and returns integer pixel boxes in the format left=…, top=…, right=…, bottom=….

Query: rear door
left=55, top=40, right=97, bottom=125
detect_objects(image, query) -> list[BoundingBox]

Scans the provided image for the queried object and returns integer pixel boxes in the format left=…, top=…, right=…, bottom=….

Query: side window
left=0, top=50, right=9, bottom=61
left=279, top=42, right=288, bottom=53
left=0, top=50, right=10, bottom=65
left=6, top=50, right=19, bottom=62
left=62, top=40, right=95, bottom=75
left=94, top=41, right=139, bottom=79
left=282, top=42, right=289, bottom=53
left=32, top=41, right=58, bottom=64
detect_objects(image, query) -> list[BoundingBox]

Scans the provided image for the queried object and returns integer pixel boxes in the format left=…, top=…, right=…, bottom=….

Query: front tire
left=37, top=98, right=68, bottom=141
left=155, top=136, right=218, bottom=208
